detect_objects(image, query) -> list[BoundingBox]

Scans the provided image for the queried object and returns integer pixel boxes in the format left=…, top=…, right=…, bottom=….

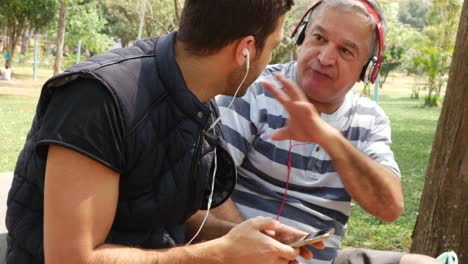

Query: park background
left=0, top=0, right=465, bottom=260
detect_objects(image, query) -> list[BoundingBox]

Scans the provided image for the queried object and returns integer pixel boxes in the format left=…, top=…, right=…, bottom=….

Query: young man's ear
left=235, top=36, right=256, bottom=67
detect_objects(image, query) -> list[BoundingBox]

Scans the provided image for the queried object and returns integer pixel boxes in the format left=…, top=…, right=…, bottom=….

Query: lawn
left=0, top=64, right=49, bottom=171
left=342, top=88, right=441, bottom=251
left=0, top=73, right=442, bottom=252
left=0, top=95, right=39, bottom=171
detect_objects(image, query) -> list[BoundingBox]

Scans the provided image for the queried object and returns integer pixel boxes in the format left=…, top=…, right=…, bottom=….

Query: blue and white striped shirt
left=216, top=62, right=400, bottom=264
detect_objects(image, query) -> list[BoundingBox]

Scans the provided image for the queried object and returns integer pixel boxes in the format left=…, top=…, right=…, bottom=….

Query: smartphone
left=288, top=228, right=335, bottom=248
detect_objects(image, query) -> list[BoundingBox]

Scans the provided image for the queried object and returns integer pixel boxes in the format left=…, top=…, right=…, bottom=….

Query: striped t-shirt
left=216, top=62, right=400, bottom=264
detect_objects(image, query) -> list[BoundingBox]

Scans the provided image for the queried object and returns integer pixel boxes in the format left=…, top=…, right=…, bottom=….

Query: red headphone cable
left=276, top=140, right=309, bottom=220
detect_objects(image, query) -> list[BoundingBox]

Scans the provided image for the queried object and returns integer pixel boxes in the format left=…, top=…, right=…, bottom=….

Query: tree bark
left=173, top=0, right=180, bottom=24
left=53, top=0, right=67, bottom=75
left=411, top=0, right=468, bottom=263
left=6, top=18, right=25, bottom=68
left=20, top=26, right=32, bottom=55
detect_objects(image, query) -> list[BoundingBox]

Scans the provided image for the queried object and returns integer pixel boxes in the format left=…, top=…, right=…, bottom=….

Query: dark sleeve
left=36, top=77, right=125, bottom=173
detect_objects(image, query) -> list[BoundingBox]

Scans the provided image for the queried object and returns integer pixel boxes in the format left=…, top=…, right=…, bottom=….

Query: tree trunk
left=173, top=0, right=180, bottom=24
left=411, top=1, right=468, bottom=263
left=6, top=18, right=25, bottom=68
left=54, top=0, right=67, bottom=75
left=20, top=26, right=32, bottom=55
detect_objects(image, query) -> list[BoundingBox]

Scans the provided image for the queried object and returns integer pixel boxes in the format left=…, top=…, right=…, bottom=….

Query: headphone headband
left=290, top=1, right=322, bottom=39
left=291, top=0, right=384, bottom=83
left=359, top=0, right=383, bottom=82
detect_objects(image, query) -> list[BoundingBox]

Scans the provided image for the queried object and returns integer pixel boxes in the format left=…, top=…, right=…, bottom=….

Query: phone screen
left=288, top=228, right=334, bottom=248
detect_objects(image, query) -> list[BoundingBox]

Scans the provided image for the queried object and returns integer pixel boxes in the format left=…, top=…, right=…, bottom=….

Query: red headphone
left=290, top=0, right=384, bottom=84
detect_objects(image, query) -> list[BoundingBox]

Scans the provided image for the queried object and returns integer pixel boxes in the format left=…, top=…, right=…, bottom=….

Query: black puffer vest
left=6, top=32, right=236, bottom=263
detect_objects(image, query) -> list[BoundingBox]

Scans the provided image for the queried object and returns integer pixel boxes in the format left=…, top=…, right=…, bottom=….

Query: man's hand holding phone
left=288, top=228, right=334, bottom=248
left=262, top=223, right=328, bottom=262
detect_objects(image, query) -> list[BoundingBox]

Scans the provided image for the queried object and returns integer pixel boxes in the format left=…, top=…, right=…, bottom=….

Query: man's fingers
left=248, top=217, right=300, bottom=260
left=271, top=128, right=291, bottom=141
left=262, top=80, right=290, bottom=105
left=264, top=229, right=276, bottom=237
left=272, top=72, right=307, bottom=101
left=299, top=246, right=313, bottom=260
left=249, top=216, right=281, bottom=232
left=311, top=241, right=326, bottom=249
left=277, top=246, right=300, bottom=261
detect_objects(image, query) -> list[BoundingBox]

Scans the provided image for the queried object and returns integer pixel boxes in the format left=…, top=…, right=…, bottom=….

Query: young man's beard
left=226, top=61, right=255, bottom=97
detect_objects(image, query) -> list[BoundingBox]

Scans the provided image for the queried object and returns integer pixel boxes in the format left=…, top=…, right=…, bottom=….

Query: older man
left=216, top=0, right=440, bottom=263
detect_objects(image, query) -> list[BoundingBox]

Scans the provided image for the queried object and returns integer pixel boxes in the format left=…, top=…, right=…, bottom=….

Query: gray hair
left=307, top=0, right=387, bottom=60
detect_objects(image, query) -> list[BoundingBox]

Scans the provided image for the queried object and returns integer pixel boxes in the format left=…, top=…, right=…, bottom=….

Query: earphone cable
left=187, top=56, right=250, bottom=244
left=208, top=61, right=250, bottom=131
left=186, top=147, right=218, bottom=245
left=276, top=140, right=309, bottom=220
left=276, top=86, right=366, bottom=221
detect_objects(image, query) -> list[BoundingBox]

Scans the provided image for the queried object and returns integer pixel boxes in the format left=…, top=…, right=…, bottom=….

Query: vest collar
left=154, top=32, right=212, bottom=127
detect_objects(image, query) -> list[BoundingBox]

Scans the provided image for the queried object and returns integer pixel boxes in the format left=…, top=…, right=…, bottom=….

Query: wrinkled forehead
left=307, top=4, right=377, bottom=57
left=307, top=2, right=377, bottom=50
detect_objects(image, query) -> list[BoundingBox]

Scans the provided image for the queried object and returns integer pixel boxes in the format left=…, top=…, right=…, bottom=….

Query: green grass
left=0, top=95, right=38, bottom=172
left=7, top=64, right=53, bottom=83
left=342, top=91, right=441, bottom=251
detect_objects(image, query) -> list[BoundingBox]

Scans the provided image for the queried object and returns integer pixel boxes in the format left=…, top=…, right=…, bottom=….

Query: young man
left=5, top=1, right=322, bottom=263
left=215, top=0, right=440, bottom=263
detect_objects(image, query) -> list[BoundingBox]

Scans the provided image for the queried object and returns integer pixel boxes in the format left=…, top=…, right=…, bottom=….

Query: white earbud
left=242, top=48, right=250, bottom=71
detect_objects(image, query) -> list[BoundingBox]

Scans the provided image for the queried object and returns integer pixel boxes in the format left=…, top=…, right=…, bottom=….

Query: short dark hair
left=178, top=0, right=294, bottom=55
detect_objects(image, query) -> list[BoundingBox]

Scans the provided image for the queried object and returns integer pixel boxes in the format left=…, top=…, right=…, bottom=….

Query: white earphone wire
left=187, top=50, right=250, bottom=245
left=208, top=50, right=250, bottom=131
left=187, top=49, right=250, bottom=245
left=186, top=146, right=217, bottom=245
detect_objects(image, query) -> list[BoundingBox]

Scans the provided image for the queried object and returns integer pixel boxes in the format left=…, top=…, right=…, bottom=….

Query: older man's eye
left=312, top=34, right=323, bottom=41
left=340, top=47, right=355, bottom=59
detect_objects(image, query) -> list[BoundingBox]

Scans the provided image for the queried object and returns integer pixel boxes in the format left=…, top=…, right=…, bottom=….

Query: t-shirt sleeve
left=361, top=112, right=401, bottom=178
left=36, top=77, right=125, bottom=173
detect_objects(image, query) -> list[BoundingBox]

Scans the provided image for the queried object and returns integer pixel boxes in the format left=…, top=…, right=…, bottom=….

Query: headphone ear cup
left=296, top=22, right=308, bottom=46
left=360, top=56, right=377, bottom=83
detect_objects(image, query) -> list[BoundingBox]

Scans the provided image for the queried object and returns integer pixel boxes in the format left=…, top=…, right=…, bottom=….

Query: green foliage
left=143, top=0, right=181, bottom=37
left=401, top=0, right=461, bottom=106
left=271, top=41, right=295, bottom=64
left=411, top=47, right=445, bottom=79
left=101, top=1, right=139, bottom=48
left=378, top=2, right=422, bottom=88
left=380, top=46, right=404, bottom=88
left=409, top=41, right=452, bottom=107
left=0, top=13, right=5, bottom=28
left=398, top=0, right=429, bottom=30
left=0, top=0, right=58, bottom=67
left=0, top=0, right=58, bottom=32
left=423, top=95, right=441, bottom=107
left=270, top=0, right=321, bottom=64
left=100, top=0, right=183, bottom=46
left=65, top=0, right=113, bottom=55
left=425, top=0, right=461, bottom=50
